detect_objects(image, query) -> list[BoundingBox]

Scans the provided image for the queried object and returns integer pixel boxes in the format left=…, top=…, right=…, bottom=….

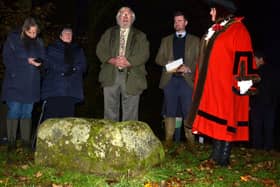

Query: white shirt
left=176, top=31, right=186, bottom=38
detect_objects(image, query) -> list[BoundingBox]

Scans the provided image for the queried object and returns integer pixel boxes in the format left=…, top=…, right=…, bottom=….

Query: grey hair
left=116, top=7, right=136, bottom=25
left=21, top=17, right=39, bottom=38
left=60, top=28, right=73, bottom=36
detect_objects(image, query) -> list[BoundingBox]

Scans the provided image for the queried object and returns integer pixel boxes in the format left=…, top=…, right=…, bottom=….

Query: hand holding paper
left=165, top=58, right=183, bottom=72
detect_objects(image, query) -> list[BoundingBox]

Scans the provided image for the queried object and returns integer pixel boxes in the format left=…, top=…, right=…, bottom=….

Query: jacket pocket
left=126, top=69, right=147, bottom=95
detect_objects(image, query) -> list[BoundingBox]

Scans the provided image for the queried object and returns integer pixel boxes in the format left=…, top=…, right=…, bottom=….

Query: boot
left=164, top=117, right=176, bottom=148
left=20, top=119, right=32, bottom=151
left=184, top=120, right=195, bottom=146
left=210, top=139, right=223, bottom=162
left=6, top=119, right=18, bottom=152
left=218, top=141, right=232, bottom=167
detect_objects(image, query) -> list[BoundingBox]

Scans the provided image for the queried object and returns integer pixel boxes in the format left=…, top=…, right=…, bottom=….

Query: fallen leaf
left=52, top=184, right=63, bottom=187
left=199, top=159, right=216, bottom=170
left=261, top=178, right=276, bottom=186
left=18, top=176, right=29, bottom=181
left=21, top=164, right=29, bottom=169
left=35, top=171, right=43, bottom=178
left=240, top=175, right=251, bottom=182
left=144, top=181, right=159, bottom=187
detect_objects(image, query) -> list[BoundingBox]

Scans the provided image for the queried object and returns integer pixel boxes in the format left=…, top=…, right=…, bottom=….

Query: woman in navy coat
left=1, top=17, right=45, bottom=151
left=41, top=28, right=87, bottom=121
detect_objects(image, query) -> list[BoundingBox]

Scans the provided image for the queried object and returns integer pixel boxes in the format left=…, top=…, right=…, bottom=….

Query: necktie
left=119, top=29, right=126, bottom=56
left=178, top=34, right=182, bottom=38
left=118, top=29, right=126, bottom=71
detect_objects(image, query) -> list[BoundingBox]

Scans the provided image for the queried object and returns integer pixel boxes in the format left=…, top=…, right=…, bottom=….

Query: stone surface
left=34, top=118, right=165, bottom=177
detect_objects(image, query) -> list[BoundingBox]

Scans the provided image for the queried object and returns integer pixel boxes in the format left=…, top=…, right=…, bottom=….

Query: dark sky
left=47, top=0, right=275, bottom=64
left=117, top=0, right=277, bottom=64
left=44, top=0, right=276, bottom=65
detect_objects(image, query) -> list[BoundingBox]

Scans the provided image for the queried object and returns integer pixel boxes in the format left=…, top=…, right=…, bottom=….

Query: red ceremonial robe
left=188, top=17, right=258, bottom=142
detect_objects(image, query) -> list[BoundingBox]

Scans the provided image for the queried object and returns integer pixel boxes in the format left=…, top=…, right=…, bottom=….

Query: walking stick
left=31, top=100, right=47, bottom=150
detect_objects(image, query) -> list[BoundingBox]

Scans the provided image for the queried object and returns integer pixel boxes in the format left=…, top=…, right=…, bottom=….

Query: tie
left=118, top=29, right=126, bottom=71
left=119, top=29, right=126, bottom=56
left=178, top=34, right=182, bottom=38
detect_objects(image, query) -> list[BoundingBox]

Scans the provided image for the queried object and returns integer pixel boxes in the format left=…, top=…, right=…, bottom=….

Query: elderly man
left=96, top=7, right=149, bottom=121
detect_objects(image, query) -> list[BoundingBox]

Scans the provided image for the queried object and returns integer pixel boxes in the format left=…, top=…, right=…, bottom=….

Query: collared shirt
left=176, top=31, right=186, bottom=38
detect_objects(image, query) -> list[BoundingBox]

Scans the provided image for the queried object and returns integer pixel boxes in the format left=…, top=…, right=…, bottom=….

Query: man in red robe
left=186, top=0, right=259, bottom=166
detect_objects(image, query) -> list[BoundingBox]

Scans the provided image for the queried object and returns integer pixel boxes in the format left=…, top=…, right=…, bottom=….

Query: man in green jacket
left=155, top=11, right=200, bottom=147
left=96, top=6, right=149, bottom=121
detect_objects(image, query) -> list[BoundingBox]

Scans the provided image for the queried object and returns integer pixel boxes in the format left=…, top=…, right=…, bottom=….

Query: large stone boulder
left=34, top=118, right=165, bottom=177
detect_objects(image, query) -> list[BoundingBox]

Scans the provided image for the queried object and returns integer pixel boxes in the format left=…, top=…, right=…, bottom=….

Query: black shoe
left=218, top=141, right=231, bottom=167
left=210, top=140, right=223, bottom=162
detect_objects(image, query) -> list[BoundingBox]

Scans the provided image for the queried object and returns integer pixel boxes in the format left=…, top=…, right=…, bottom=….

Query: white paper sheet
left=165, top=58, right=183, bottom=72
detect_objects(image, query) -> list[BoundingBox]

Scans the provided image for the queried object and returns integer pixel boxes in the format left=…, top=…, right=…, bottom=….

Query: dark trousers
left=162, top=76, right=192, bottom=118
left=250, top=104, right=275, bottom=150
left=42, top=96, right=77, bottom=122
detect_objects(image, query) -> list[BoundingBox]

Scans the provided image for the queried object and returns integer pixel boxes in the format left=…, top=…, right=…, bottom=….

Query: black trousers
left=42, top=96, right=77, bottom=122
left=250, top=104, right=275, bottom=150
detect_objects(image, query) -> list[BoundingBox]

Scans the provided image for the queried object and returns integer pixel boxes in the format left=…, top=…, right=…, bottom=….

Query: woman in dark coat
left=2, top=17, right=45, bottom=151
left=41, top=28, right=87, bottom=121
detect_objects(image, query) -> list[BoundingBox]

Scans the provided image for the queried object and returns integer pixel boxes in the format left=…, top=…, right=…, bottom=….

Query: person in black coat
left=1, top=17, right=45, bottom=151
left=250, top=50, right=277, bottom=151
left=40, top=27, right=87, bottom=121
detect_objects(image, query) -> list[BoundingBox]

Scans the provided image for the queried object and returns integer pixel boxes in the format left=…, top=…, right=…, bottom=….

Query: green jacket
left=155, top=33, right=200, bottom=89
left=96, top=26, right=149, bottom=95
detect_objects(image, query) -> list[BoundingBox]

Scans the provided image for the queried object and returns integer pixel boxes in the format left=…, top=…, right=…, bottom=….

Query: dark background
left=54, top=0, right=280, bottom=147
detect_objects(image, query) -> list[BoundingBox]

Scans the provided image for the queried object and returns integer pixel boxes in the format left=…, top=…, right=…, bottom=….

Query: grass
left=0, top=142, right=279, bottom=187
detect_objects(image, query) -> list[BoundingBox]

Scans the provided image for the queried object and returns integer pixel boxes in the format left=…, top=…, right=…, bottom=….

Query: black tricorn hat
left=206, top=0, right=237, bottom=13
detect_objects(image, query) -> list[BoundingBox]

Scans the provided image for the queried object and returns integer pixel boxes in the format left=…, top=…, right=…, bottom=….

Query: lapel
left=115, top=27, right=120, bottom=56
left=125, top=27, right=134, bottom=57
left=167, top=35, right=174, bottom=60
left=184, top=34, right=191, bottom=62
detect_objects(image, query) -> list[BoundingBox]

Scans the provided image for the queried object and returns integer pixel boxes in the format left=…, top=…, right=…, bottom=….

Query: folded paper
left=165, top=58, right=183, bottom=72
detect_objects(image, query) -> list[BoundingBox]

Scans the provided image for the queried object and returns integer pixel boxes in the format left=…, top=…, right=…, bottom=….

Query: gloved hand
left=37, top=64, right=48, bottom=77
left=62, top=66, right=76, bottom=77
left=238, top=80, right=253, bottom=94
left=34, top=58, right=44, bottom=64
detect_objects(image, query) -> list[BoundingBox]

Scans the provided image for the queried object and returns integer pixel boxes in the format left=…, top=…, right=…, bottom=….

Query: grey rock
left=34, top=118, right=165, bottom=178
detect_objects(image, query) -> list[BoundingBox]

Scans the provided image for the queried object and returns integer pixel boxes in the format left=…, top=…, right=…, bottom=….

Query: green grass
left=0, top=142, right=279, bottom=187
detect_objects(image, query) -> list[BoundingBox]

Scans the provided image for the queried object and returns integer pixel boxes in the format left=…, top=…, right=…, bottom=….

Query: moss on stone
left=35, top=118, right=165, bottom=178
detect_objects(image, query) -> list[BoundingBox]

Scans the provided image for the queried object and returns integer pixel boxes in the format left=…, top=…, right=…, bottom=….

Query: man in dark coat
left=250, top=51, right=277, bottom=151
